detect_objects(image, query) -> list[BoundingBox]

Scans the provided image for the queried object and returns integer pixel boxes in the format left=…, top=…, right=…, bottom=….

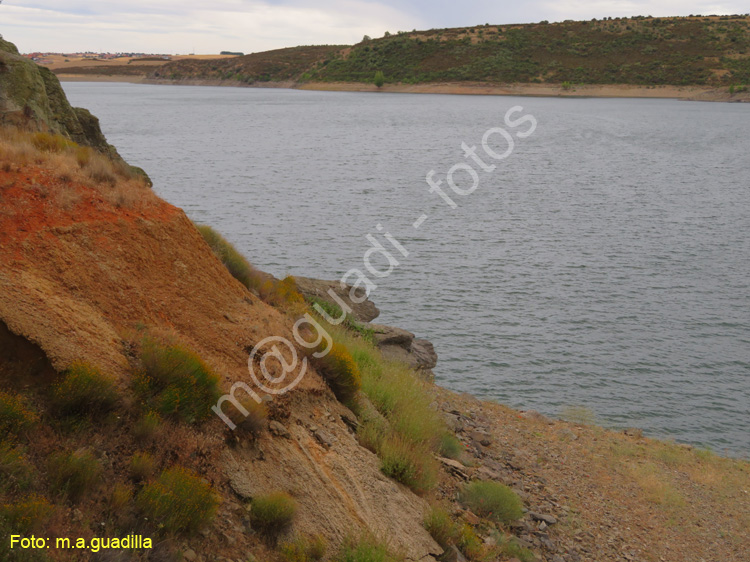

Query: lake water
left=63, top=83, right=750, bottom=456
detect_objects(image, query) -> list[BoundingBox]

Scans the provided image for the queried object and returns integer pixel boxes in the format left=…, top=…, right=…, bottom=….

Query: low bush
left=48, top=450, right=102, bottom=502
left=423, top=506, right=459, bottom=549
left=0, top=391, right=38, bottom=439
left=0, top=495, right=53, bottom=534
left=459, top=480, right=523, bottom=524
left=438, top=433, right=463, bottom=460
left=250, top=491, right=297, bottom=534
left=456, top=523, right=483, bottom=560
left=51, top=362, right=119, bottom=418
left=280, top=534, right=327, bottom=561
left=313, top=342, right=361, bottom=405
left=129, top=452, right=155, bottom=482
left=333, top=536, right=402, bottom=562
left=136, top=466, right=219, bottom=534
left=0, top=443, right=35, bottom=492
left=136, top=338, right=221, bottom=424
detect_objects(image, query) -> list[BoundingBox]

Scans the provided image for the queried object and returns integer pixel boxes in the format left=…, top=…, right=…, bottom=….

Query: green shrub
left=136, top=338, right=221, bottom=424
left=438, top=433, right=463, bottom=460
left=373, top=70, right=385, bottom=87
left=0, top=391, right=37, bottom=439
left=0, top=443, right=35, bottom=492
left=250, top=491, right=297, bottom=534
left=334, top=536, right=402, bottom=562
left=136, top=467, right=219, bottom=534
left=129, top=452, right=155, bottom=482
left=48, top=450, right=101, bottom=502
left=313, top=342, right=361, bottom=405
left=459, top=480, right=523, bottom=524
left=280, top=535, right=327, bottom=561
left=423, top=506, right=459, bottom=549
left=51, top=362, right=119, bottom=418
left=196, top=224, right=260, bottom=291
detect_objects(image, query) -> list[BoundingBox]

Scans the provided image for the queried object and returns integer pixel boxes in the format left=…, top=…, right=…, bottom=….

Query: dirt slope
left=0, top=158, right=439, bottom=559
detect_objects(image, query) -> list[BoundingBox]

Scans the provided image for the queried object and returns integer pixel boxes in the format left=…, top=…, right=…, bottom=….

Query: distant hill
left=150, top=15, right=750, bottom=88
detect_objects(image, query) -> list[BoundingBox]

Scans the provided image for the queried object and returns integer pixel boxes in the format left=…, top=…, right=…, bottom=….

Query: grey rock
left=268, top=420, right=290, bottom=438
left=437, top=457, right=469, bottom=480
left=369, top=323, right=414, bottom=347
left=314, top=429, right=336, bottom=448
left=529, top=512, right=557, bottom=525
left=183, top=550, right=198, bottom=562
left=439, top=546, right=467, bottom=562
left=294, top=276, right=379, bottom=322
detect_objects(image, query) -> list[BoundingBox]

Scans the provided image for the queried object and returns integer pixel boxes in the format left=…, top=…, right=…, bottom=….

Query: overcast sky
left=2, top=1, right=748, bottom=54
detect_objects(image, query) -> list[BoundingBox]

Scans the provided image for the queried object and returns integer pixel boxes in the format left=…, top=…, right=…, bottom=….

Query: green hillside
left=155, top=15, right=750, bottom=88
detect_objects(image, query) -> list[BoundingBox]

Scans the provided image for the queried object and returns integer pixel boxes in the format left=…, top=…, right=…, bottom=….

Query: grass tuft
left=250, top=491, right=297, bottom=535
left=0, top=391, right=38, bottom=440
left=0, top=443, right=35, bottom=493
left=135, top=337, right=221, bottom=424
left=48, top=450, right=102, bottom=502
left=280, top=535, right=327, bottom=561
left=313, top=341, right=362, bottom=406
left=423, top=506, right=459, bottom=549
left=136, top=466, right=219, bottom=534
left=51, top=362, right=119, bottom=418
left=459, top=480, right=524, bottom=524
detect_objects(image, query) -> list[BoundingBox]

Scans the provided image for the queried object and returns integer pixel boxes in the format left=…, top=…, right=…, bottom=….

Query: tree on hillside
left=374, top=70, right=385, bottom=88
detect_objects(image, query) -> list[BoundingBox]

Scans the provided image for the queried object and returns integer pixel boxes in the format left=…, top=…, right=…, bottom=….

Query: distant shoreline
left=57, top=74, right=750, bottom=103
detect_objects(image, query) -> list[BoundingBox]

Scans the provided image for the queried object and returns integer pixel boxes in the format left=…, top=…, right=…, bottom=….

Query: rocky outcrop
left=368, top=323, right=438, bottom=377
left=0, top=36, right=150, bottom=182
left=293, top=276, right=439, bottom=375
left=294, top=276, right=380, bottom=322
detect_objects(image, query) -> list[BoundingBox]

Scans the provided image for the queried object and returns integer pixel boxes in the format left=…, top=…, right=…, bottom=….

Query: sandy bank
left=57, top=74, right=750, bottom=102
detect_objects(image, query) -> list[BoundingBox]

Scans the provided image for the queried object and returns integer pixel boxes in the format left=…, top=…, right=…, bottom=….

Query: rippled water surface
left=63, top=83, right=750, bottom=455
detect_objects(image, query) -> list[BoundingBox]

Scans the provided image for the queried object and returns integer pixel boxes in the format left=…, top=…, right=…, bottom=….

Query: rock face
left=294, top=276, right=380, bottom=323
left=294, top=277, right=439, bottom=375
left=368, top=323, right=438, bottom=376
left=0, top=36, right=149, bottom=181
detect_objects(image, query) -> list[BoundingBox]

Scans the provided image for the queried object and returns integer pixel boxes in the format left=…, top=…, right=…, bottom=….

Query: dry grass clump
left=333, top=536, right=404, bottom=562
left=0, top=495, right=53, bottom=534
left=0, top=443, right=36, bottom=493
left=0, top=126, right=152, bottom=209
left=129, top=452, right=156, bottom=482
left=0, top=390, right=38, bottom=440
left=48, top=450, right=102, bottom=502
left=50, top=361, right=120, bottom=419
left=280, top=535, right=327, bottom=562
left=250, top=491, right=297, bottom=535
left=132, top=411, right=163, bottom=444
left=196, top=224, right=304, bottom=308
left=136, top=466, right=220, bottom=534
left=312, top=341, right=361, bottom=406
